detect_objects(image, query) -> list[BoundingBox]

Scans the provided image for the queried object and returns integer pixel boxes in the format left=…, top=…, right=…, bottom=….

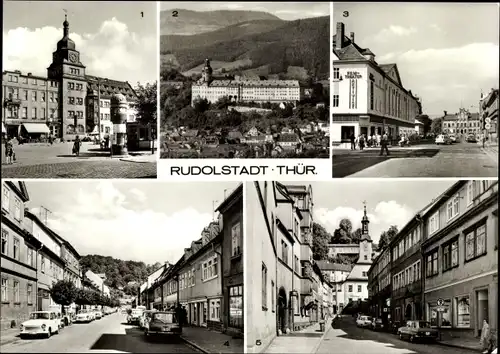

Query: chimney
left=336, top=22, right=345, bottom=50
left=350, top=32, right=355, bottom=43
left=444, top=110, right=447, bottom=116
left=27, top=73, right=32, bottom=76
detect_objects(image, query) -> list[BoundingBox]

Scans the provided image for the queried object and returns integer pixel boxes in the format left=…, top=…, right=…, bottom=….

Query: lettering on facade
left=349, top=79, right=358, bottom=109
left=345, top=71, right=362, bottom=79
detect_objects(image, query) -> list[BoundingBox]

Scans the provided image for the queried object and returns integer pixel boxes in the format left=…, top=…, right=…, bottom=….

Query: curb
left=180, top=336, right=210, bottom=354
left=436, top=341, right=483, bottom=353
left=311, top=317, right=335, bottom=354
left=119, top=158, right=154, bottom=164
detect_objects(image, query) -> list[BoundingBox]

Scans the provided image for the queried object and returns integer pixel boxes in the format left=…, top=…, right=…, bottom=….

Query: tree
left=50, top=280, right=77, bottom=315
left=312, top=222, right=331, bottom=260
left=193, top=98, right=210, bottom=114
left=351, top=228, right=362, bottom=244
left=133, top=81, right=158, bottom=125
left=332, top=218, right=353, bottom=244
left=430, top=117, right=443, bottom=135
left=378, top=225, right=399, bottom=251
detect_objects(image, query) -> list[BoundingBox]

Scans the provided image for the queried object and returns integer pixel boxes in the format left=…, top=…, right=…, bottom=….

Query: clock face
left=69, top=53, right=78, bottom=63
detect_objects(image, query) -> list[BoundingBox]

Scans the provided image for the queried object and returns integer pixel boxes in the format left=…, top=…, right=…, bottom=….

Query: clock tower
left=359, top=202, right=373, bottom=263
left=47, top=15, right=87, bottom=140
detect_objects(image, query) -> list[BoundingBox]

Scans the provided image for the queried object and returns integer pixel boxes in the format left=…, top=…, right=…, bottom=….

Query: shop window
left=454, top=295, right=470, bottom=328
left=229, top=285, right=243, bottom=329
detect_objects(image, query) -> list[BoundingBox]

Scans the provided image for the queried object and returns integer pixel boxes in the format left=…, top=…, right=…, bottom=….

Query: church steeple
left=63, top=14, right=69, bottom=36
left=57, top=14, right=76, bottom=51
left=360, top=202, right=372, bottom=242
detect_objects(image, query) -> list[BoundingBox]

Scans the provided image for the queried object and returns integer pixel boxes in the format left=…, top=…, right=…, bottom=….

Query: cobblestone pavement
left=333, top=142, right=498, bottom=178
left=1, top=142, right=157, bottom=178
left=0, top=313, right=199, bottom=353
left=316, top=316, right=479, bottom=354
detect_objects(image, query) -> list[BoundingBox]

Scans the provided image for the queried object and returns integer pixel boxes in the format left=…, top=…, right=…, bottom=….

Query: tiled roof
left=316, top=260, right=352, bottom=272
left=196, top=79, right=300, bottom=88
left=379, top=64, right=396, bottom=74
left=279, top=133, right=300, bottom=143
left=86, top=75, right=137, bottom=101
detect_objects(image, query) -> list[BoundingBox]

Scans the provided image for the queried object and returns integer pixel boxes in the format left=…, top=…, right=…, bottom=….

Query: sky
left=160, top=2, right=330, bottom=20
left=24, top=181, right=240, bottom=265
left=307, top=179, right=457, bottom=244
left=3, top=1, right=158, bottom=85
left=333, top=3, right=499, bottom=117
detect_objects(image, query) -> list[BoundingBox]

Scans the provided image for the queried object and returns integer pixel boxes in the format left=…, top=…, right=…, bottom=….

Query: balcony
left=4, top=95, right=22, bottom=106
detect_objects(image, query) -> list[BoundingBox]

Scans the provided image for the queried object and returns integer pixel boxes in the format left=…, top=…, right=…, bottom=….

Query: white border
left=156, top=1, right=161, bottom=163
left=243, top=182, right=248, bottom=352
left=330, top=1, right=334, bottom=164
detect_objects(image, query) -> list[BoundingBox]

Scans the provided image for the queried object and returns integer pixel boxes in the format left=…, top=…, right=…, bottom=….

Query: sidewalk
left=119, top=152, right=156, bottom=163
left=264, top=317, right=334, bottom=354
left=437, top=337, right=483, bottom=352
left=180, top=326, right=244, bottom=353
left=0, top=327, right=21, bottom=346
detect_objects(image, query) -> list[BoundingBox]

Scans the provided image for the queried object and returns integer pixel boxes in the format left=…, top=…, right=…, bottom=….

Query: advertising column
left=110, top=93, right=128, bottom=156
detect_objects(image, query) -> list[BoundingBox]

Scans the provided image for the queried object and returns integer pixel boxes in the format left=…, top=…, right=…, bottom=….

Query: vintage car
left=94, top=310, right=103, bottom=320
left=75, top=310, right=94, bottom=323
left=139, top=310, right=157, bottom=329
left=20, top=311, right=60, bottom=338
left=435, top=134, right=452, bottom=145
left=466, top=134, right=478, bottom=143
left=370, top=318, right=385, bottom=331
left=127, top=308, right=145, bottom=325
left=144, top=311, right=181, bottom=339
left=398, top=320, right=439, bottom=342
left=356, top=315, right=372, bottom=328
left=449, top=134, right=457, bottom=143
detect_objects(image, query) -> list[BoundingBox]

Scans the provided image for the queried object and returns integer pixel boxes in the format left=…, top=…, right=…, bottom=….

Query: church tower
left=47, top=15, right=87, bottom=140
left=359, top=203, right=373, bottom=263
left=202, top=58, right=213, bottom=83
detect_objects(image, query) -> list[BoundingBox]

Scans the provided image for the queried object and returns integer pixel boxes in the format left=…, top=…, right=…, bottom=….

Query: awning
left=22, top=123, right=50, bottom=134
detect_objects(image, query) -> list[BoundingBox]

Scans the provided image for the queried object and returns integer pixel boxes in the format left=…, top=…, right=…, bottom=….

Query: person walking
left=4, top=136, right=14, bottom=164
left=480, top=319, right=492, bottom=354
left=359, top=134, right=365, bottom=150
left=379, top=131, right=390, bottom=156
left=73, top=135, right=81, bottom=156
left=350, top=132, right=356, bottom=150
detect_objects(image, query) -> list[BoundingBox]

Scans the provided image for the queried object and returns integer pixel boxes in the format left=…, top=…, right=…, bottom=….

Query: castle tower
left=359, top=202, right=373, bottom=262
left=202, top=58, right=213, bottom=83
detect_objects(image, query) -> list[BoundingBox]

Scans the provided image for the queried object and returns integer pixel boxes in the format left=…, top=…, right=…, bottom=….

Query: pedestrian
left=376, top=133, right=381, bottom=147
left=480, top=319, right=492, bottom=354
left=359, top=134, right=365, bottom=150
left=350, top=132, right=356, bottom=150
left=4, top=136, right=14, bottom=164
left=73, top=135, right=81, bottom=156
left=379, top=131, right=390, bottom=156
left=105, top=135, right=110, bottom=150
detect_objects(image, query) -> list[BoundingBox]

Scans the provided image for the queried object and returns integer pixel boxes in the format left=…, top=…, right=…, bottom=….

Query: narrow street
left=0, top=312, right=200, bottom=353
left=332, top=142, right=498, bottom=177
left=316, top=316, right=479, bottom=354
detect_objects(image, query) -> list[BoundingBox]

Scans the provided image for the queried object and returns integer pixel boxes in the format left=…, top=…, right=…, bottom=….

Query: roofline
left=25, top=210, right=63, bottom=246
left=215, top=184, right=243, bottom=213
left=5, top=181, right=29, bottom=202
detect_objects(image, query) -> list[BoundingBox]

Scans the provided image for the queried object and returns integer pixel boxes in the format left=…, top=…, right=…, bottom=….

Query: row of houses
left=247, top=182, right=335, bottom=353
left=1, top=181, right=110, bottom=330
left=137, top=184, right=244, bottom=337
left=368, top=180, right=498, bottom=341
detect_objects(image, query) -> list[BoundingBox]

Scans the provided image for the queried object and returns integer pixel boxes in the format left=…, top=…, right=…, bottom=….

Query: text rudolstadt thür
left=170, top=164, right=317, bottom=176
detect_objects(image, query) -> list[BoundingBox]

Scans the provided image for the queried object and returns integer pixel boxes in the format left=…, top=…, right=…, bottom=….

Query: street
left=332, top=141, right=498, bottom=177
left=1, top=142, right=157, bottom=178
left=0, top=312, right=200, bottom=353
left=316, top=316, right=478, bottom=354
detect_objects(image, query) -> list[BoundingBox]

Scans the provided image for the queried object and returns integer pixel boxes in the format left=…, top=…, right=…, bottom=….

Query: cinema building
left=332, top=22, right=422, bottom=147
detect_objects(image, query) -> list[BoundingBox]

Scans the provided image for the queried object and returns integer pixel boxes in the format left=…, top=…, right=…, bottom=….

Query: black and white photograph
left=331, top=3, right=499, bottom=178
left=246, top=180, right=498, bottom=354
left=0, top=180, right=243, bottom=353
left=1, top=1, right=158, bottom=179
left=159, top=2, right=330, bottom=159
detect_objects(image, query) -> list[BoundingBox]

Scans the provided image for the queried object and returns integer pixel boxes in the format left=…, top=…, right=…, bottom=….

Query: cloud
left=41, top=182, right=212, bottom=264
left=430, top=24, right=443, bottom=32
left=373, top=25, right=418, bottom=42
left=378, top=42, right=499, bottom=113
left=2, top=17, right=156, bottom=85
left=314, top=201, right=414, bottom=243
left=225, top=4, right=244, bottom=10
left=129, top=188, right=147, bottom=204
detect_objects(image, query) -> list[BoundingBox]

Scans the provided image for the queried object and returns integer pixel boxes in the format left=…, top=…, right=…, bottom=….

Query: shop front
left=188, top=299, right=208, bottom=327
left=424, top=271, right=497, bottom=341
left=20, top=123, right=50, bottom=141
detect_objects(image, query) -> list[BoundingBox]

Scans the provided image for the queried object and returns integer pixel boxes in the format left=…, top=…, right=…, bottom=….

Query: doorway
left=405, top=303, right=412, bottom=320
left=278, top=287, right=287, bottom=334
left=476, top=289, right=489, bottom=336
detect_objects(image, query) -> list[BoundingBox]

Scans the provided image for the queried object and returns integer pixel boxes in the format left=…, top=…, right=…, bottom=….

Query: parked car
left=139, top=310, right=157, bottom=329
left=435, top=134, right=452, bottom=145
left=94, top=310, right=103, bottom=320
left=144, top=311, right=181, bottom=339
left=449, top=134, right=457, bottom=143
left=20, top=311, right=60, bottom=339
left=371, top=318, right=385, bottom=331
left=356, top=315, right=372, bottom=328
left=398, top=320, right=439, bottom=342
left=127, top=308, right=145, bottom=325
left=466, top=134, right=477, bottom=143
left=75, top=310, right=94, bottom=323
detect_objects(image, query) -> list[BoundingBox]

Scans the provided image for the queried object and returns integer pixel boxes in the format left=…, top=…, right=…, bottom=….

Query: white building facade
left=332, top=22, right=421, bottom=147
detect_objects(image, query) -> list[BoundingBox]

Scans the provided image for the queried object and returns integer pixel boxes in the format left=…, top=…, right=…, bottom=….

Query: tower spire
left=63, top=13, right=69, bottom=37
left=361, top=201, right=370, bottom=239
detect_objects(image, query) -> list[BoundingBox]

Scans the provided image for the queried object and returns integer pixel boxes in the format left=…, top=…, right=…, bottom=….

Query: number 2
left=172, top=10, right=178, bottom=17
